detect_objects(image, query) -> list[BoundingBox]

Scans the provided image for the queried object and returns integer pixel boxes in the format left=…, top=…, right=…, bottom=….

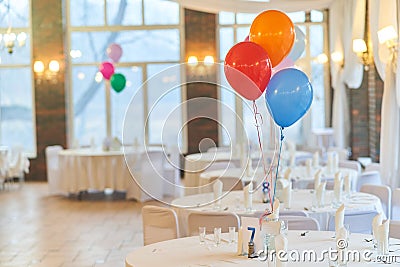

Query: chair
left=392, top=188, right=400, bottom=220
left=45, top=145, right=64, bottom=195
left=329, top=147, right=349, bottom=161
left=6, top=146, right=29, bottom=187
left=187, top=211, right=240, bottom=236
left=163, top=145, right=182, bottom=198
left=206, top=160, right=239, bottom=171
left=0, top=149, right=9, bottom=189
left=364, top=163, right=380, bottom=173
left=209, top=176, right=243, bottom=191
left=142, top=205, right=179, bottom=245
left=207, top=146, right=231, bottom=153
left=360, top=184, right=391, bottom=219
left=356, top=171, right=381, bottom=191
left=327, top=210, right=379, bottom=234
left=389, top=220, right=400, bottom=239
left=280, top=216, right=320, bottom=231
left=339, top=160, right=361, bottom=174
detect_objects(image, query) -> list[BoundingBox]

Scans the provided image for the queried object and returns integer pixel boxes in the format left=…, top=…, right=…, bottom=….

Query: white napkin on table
left=336, top=226, right=348, bottom=245
left=335, top=204, right=345, bottom=235
left=334, top=172, right=343, bottom=202
left=283, top=168, right=292, bottom=180
left=314, top=169, right=322, bottom=190
left=316, top=181, right=326, bottom=207
left=282, top=182, right=292, bottom=209
left=237, top=226, right=244, bottom=255
left=327, top=152, right=334, bottom=173
left=305, top=159, right=313, bottom=177
left=344, top=174, right=352, bottom=195
left=312, top=152, right=320, bottom=168
left=289, top=154, right=296, bottom=167
left=275, top=234, right=288, bottom=267
left=213, top=180, right=223, bottom=208
left=372, top=213, right=383, bottom=241
left=333, top=152, right=339, bottom=172
left=267, top=199, right=281, bottom=220
left=377, top=219, right=390, bottom=254
left=243, top=183, right=253, bottom=211
left=245, top=158, right=254, bottom=176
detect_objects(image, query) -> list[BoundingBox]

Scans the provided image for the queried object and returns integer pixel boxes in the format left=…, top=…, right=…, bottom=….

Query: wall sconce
left=186, top=55, right=215, bottom=78
left=352, top=39, right=372, bottom=70
left=33, top=60, right=60, bottom=84
left=331, top=51, right=344, bottom=66
left=378, top=25, right=398, bottom=49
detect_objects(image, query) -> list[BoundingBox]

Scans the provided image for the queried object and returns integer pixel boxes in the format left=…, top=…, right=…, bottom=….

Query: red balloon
left=224, top=42, right=272, bottom=100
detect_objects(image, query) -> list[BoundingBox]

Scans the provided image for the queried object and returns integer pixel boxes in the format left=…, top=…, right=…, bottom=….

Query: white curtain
left=369, top=0, right=400, bottom=188
left=174, top=0, right=335, bottom=13
left=329, top=0, right=365, bottom=149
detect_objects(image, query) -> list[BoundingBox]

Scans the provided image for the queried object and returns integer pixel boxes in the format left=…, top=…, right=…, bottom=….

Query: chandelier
left=0, top=0, right=27, bottom=54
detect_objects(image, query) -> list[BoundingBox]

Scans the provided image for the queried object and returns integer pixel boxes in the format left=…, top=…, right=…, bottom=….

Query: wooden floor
left=0, top=182, right=161, bottom=267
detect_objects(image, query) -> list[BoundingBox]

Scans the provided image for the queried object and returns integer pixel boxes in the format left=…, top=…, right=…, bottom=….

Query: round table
left=126, top=231, right=400, bottom=267
left=171, top=190, right=383, bottom=236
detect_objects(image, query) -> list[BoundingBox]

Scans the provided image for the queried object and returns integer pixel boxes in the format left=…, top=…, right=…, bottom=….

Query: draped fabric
left=173, top=0, right=335, bottom=14
left=369, top=0, right=400, bottom=188
left=329, top=0, right=365, bottom=148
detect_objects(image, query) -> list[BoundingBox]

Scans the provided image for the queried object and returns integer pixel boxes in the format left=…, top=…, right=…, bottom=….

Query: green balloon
left=110, top=73, right=126, bottom=93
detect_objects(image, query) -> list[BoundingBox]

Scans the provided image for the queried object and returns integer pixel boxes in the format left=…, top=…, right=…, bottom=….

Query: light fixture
left=186, top=55, right=215, bottom=78
left=331, top=51, right=344, bottom=65
left=378, top=25, right=398, bottom=48
left=187, top=56, right=198, bottom=66
left=33, top=60, right=60, bottom=84
left=352, top=38, right=372, bottom=70
left=0, top=0, right=27, bottom=54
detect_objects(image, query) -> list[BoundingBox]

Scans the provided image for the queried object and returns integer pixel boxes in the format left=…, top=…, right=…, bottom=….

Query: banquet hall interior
left=1, top=0, right=400, bottom=266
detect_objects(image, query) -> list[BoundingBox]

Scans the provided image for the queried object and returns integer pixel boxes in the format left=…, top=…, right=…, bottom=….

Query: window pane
left=147, top=64, right=182, bottom=145
left=144, top=0, right=179, bottom=25
left=311, top=62, right=325, bottom=129
left=219, top=12, right=235, bottom=25
left=0, top=68, right=34, bottom=153
left=311, top=10, right=324, bottom=22
left=0, top=0, right=30, bottom=28
left=70, top=0, right=105, bottom=26
left=71, top=29, right=180, bottom=63
left=72, top=66, right=106, bottom=146
left=111, top=66, right=143, bottom=140
left=287, top=11, right=305, bottom=23
left=219, top=28, right=234, bottom=61
left=107, top=0, right=142, bottom=26
left=237, top=27, right=250, bottom=42
left=310, top=25, right=323, bottom=57
left=236, top=13, right=257, bottom=24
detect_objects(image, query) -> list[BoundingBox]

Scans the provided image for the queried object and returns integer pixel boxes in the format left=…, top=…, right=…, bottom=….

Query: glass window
left=144, top=0, right=179, bottom=25
left=219, top=12, right=235, bottom=25
left=311, top=10, right=324, bottom=22
left=310, top=25, right=324, bottom=57
left=219, top=28, right=234, bottom=61
left=286, top=11, right=305, bottom=23
left=107, top=0, right=142, bottom=26
left=236, top=13, right=257, bottom=24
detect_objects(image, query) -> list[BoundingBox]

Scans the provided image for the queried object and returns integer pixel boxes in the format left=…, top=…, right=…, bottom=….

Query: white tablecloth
left=56, top=148, right=138, bottom=198
left=171, top=190, right=383, bottom=236
left=126, top=231, right=400, bottom=267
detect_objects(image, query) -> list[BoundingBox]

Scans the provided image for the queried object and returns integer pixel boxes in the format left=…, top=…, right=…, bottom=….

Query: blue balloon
left=265, top=68, right=313, bottom=128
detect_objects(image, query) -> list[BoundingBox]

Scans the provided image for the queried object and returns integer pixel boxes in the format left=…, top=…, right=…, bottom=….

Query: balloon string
left=272, top=127, right=285, bottom=205
left=252, top=101, right=273, bottom=214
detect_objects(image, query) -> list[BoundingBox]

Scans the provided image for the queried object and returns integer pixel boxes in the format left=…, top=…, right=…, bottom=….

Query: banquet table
left=56, top=148, right=139, bottom=198
left=171, top=190, right=383, bottom=236
left=184, top=150, right=312, bottom=195
left=126, top=231, right=400, bottom=267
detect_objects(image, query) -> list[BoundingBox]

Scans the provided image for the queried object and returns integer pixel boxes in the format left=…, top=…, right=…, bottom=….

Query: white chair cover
left=163, top=145, right=182, bottom=198
left=280, top=216, right=320, bottom=231
left=45, top=145, right=64, bottom=195
left=142, top=205, right=179, bottom=245
left=356, top=171, right=381, bottom=191
left=0, top=150, right=9, bottom=187
left=327, top=210, right=379, bottom=234
left=7, top=146, right=29, bottom=185
left=187, top=211, right=240, bottom=236
left=328, top=147, right=349, bottom=160
left=339, top=160, right=361, bottom=174
left=364, top=163, right=381, bottom=173
left=205, top=160, right=239, bottom=171
left=360, top=184, right=392, bottom=219
left=389, top=220, right=400, bottom=239
left=207, top=146, right=230, bottom=153
left=392, top=188, right=400, bottom=220
left=209, top=176, right=243, bottom=191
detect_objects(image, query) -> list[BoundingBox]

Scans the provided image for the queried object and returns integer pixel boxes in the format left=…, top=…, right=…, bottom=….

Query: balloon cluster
left=224, top=10, right=313, bottom=128
left=99, top=43, right=126, bottom=93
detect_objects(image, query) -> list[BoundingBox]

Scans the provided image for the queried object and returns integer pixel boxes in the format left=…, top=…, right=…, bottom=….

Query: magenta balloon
left=99, top=62, right=115, bottom=80
left=106, top=43, right=123, bottom=62
left=244, top=35, right=249, bottom=42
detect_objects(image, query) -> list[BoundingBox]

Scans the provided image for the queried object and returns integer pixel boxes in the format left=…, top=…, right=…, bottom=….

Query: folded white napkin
left=344, top=174, right=352, bottom=195
left=213, top=180, right=223, bottom=208
left=334, top=172, right=343, bottom=202
left=283, top=168, right=292, bottom=180
left=267, top=199, right=281, bottom=220
left=372, top=213, right=383, bottom=241
left=305, top=159, right=313, bottom=177
left=333, top=152, right=339, bottom=172
left=275, top=234, right=288, bottom=267
left=336, top=226, right=348, bottom=246
left=312, top=152, right=320, bottom=168
left=327, top=152, right=334, bottom=173
left=316, top=181, right=326, bottom=207
left=237, top=226, right=244, bottom=255
left=289, top=154, right=296, bottom=167
left=245, top=158, right=254, bottom=177
left=282, top=182, right=292, bottom=209
left=335, top=204, right=345, bottom=235
left=377, top=219, right=390, bottom=254
left=243, top=183, right=253, bottom=211
left=314, top=169, right=322, bottom=190
left=286, top=140, right=296, bottom=154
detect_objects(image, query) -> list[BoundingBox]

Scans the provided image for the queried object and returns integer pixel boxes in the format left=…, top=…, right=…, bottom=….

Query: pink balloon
left=106, top=43, right=123, bottom=62
left=99, top=62, right=115, bottom=80
left=244, top=35, right=249, bottom=42
left=272, top=57, right=294, bottom=75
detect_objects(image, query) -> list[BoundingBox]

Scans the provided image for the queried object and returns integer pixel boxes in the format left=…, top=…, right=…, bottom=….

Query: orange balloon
left=249, top=10, right=295, bottom=67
